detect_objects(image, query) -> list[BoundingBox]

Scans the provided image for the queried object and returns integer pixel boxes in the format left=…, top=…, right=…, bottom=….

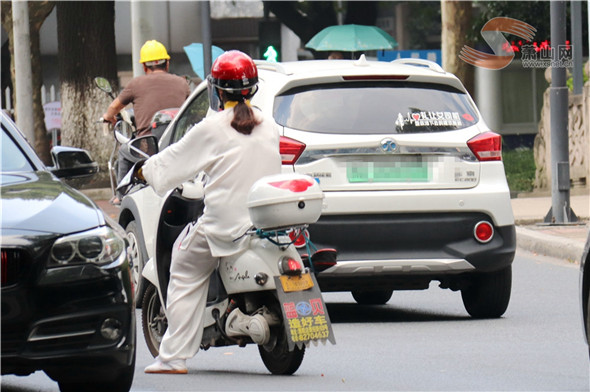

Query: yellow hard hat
left=140, top=40, right=170, bottom=64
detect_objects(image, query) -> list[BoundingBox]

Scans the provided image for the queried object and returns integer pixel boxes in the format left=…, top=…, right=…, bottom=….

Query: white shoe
left=144, top=358, right=187, bottom=374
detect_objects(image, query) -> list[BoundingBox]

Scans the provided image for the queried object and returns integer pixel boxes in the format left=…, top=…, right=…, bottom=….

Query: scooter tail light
left=280, top=136, right=306, bottom=165
left=474, top=221, right=494, bottom=243
left=467, top=131, right=502, bottom=161
left=279, top=256, right=303, bottom=276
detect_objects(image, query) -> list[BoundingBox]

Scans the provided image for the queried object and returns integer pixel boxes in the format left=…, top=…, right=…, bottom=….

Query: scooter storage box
left=247, top=174, right=323, bottom=230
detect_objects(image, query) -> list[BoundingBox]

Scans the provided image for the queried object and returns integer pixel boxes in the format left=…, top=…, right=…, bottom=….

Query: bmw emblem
left=380, top=138, right=397, bottom=153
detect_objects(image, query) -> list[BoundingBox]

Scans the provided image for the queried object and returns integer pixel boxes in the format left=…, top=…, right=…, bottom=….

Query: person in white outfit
left=140, top=50, right=281, bottom=374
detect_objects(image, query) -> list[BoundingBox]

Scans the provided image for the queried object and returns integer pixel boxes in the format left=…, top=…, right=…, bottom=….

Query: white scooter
left=117, top=136, right=336, bottom=375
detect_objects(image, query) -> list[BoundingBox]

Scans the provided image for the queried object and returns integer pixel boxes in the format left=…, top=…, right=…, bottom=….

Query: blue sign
left=378, top=49, right=442, bottom=66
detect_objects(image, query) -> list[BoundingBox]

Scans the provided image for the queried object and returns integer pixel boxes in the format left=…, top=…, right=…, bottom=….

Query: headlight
left=50, top=226, right=125, bottom=267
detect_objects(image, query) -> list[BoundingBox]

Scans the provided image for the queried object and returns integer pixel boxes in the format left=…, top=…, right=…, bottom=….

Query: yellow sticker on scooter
left=279, top=273, right=314, bottom=292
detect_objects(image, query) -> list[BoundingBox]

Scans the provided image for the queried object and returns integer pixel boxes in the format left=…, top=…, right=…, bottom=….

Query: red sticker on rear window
left=462, top=113, right=474, bottom=122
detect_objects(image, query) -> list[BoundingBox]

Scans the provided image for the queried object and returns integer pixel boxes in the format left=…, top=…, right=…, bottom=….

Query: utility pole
left=131, top=0, right=154, bottom=77
left=570, top=1, right=583, bottom=96
left=12, top=0, right=34, bottom=142
left=545, top=1, right=577, bottom=224
left=201, top=1, right=212, bottom=78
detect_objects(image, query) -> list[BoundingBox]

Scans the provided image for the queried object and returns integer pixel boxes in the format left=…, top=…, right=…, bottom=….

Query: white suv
left=120, top=56, right=516, bottom=318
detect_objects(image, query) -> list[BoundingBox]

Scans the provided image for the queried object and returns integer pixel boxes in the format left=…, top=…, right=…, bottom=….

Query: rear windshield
left=273, top=82, right=479, bottom=134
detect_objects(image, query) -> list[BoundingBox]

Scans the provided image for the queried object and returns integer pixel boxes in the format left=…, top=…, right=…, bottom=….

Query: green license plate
left=347, top=160, right=429, bottom=183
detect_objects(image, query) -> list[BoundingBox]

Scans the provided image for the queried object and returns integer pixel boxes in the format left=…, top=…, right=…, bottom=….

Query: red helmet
left=208, top=50, right=258, bottom=94
left=207, top=51, right=258, bottom=110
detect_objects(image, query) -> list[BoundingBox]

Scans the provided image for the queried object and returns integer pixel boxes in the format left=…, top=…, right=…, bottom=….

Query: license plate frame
left=279, top=273, right=314, bottom=292
left=346, top=158, right=429, bottom=183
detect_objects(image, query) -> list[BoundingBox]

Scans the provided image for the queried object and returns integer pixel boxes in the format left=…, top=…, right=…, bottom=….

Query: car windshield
left=273, top=81, right=479, bottom=134
left=1, top=127, right=34, bottom=172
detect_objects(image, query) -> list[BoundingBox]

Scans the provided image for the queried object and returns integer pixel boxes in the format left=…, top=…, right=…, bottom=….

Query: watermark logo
left=460, top=17, right=536, bottom=70
left=520, top=42, right=572, bottom=69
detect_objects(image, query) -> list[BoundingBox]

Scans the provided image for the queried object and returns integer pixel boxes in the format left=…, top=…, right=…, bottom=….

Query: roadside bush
left=503, top=147, right=535, bottom=194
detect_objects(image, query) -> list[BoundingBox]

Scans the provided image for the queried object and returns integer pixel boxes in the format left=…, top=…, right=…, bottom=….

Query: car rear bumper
left=307, top=212, right=516, bottom=291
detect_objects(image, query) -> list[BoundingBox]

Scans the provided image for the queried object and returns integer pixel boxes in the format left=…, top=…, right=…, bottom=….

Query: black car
left=580, top=230, right=590, bottom=358
left=1, top=112, right=136, bottom=392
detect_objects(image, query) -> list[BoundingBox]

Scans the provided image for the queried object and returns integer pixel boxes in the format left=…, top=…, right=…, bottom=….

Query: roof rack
left=254, top=60, right=287, bottom=74
left=390, top=58, right=445, bottom=73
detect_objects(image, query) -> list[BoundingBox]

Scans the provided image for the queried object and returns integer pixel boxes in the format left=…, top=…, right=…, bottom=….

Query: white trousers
left=158, top=222, right=219, bottom=362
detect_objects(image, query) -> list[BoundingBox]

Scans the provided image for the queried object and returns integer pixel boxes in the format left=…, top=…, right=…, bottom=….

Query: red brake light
left=288, top=259, right=300, bottom=271
left=474, top=221, right=494, bottom=243
left=467, top=132, right=502, bottom=161
left=342, top=75, right=409, bottom=81
left=280, top=256, right=303, bottom=276
left=280, top=136, right=306, bottom=165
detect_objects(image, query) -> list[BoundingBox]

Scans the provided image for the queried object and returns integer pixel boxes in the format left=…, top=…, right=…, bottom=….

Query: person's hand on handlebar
left=103, top=97, right=126, bottom=126
left=101, top=113, right=117, bottom=126
left=133, top=161, right=147, bottom=185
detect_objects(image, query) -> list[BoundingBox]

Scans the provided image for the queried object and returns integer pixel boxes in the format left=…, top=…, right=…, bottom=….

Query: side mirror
left=49, top=146, right=99, bottom=179
left=114, top=120, right=134, bottom=143
left=94, top=77, right=113, bottom=95
left=120, top=135, right=159, bottom=161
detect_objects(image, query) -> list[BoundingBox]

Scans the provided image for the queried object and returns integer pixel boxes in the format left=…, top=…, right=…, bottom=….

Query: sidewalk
left=512, top=193, right=589, bottom=263
left=83, top=188, right=590, bottom=264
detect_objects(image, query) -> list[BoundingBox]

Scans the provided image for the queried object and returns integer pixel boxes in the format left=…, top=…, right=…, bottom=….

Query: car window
left=273, top=82, right=479, bottom=134
left=1, top=127, right=34, bottom=172
left=170, top=90, right=209, bottom=144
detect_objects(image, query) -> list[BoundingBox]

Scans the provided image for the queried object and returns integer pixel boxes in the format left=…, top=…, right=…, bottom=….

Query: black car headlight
left=50, top=226, right=125, bottom=267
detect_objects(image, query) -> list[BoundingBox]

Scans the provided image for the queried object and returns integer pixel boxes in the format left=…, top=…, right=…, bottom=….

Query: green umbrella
left=305, top=24, right=398, bottom=52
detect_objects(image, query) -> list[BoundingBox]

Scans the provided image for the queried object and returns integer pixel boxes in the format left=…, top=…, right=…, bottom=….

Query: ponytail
left=230, top=98, right=260, bottom=135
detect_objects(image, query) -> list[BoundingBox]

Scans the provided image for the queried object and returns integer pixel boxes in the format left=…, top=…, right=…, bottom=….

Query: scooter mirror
left=117, top=120, right=134, bottom=140
left=94, top=77, right=113, bottom=95
left=129, top=135, right=159, bottom=159
left=114, top=129, right=131, bottom=145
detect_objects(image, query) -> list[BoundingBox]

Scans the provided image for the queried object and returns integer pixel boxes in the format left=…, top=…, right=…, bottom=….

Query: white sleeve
left=142, top=119, right=216, bottom=196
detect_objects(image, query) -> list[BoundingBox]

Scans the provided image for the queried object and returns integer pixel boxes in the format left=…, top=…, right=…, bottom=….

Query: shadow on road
left=326, top=302, right=469, bottom=323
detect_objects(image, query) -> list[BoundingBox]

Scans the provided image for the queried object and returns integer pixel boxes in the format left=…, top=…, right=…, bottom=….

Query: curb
left=516, top=226, right=585, bottom=263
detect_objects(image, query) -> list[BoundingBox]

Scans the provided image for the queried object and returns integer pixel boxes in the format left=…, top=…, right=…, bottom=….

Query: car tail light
left=467, top=132, right=502, bottom=161
left=474, top=221, right=494, bottom=243
left=280, top=136, right=306, bottom=165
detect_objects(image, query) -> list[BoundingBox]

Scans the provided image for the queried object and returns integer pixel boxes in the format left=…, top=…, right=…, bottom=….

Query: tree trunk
left=441, top=0, right=474, bottom=96
left=1, top=1, right=55, bottom=164
left=57, top=1, right=118, bottom=188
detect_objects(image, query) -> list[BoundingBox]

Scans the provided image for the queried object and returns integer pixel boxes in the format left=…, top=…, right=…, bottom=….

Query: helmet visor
left=207, top=76, right=222, bottom=111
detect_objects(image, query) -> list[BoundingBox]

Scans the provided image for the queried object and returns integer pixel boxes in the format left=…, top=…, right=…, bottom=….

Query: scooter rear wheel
left=258, top=328, right=305, bottom=375
left=142, top=283, right=167, bottom=357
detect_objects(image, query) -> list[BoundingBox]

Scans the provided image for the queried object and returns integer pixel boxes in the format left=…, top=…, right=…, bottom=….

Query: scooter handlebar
left=116, top=160, right=147, bottom=196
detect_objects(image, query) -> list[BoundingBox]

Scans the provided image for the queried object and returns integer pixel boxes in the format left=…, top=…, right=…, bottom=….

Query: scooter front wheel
left=258, top=327, right=305, bottom=375
left=142, top=283, right=167, bottom=357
